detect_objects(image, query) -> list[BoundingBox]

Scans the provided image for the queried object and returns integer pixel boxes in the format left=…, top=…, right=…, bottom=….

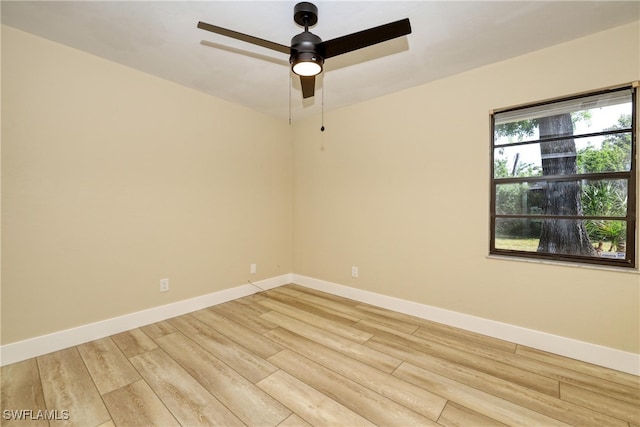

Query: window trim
left=489, top=84, right=637, bottom=269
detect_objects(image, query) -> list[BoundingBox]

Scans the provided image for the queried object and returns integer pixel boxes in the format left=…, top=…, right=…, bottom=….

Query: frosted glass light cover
left=292, top=61, right=322, bottom=76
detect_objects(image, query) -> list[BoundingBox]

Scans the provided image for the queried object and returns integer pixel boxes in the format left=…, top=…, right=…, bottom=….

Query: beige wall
left=2, top=21, right=639, bottom=354
left=1, top=26, right=292, bottom=344
left=292, top=21, right=640, bottom=353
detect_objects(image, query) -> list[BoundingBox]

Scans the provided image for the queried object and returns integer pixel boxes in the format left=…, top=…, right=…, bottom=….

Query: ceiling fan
left=197, top=2, right=411, bottom=99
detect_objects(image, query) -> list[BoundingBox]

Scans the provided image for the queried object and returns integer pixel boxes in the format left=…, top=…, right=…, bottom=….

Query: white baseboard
left=0, top=274, right=290, bottom=366
left=3, top=272, right=638, bottom=376
left=291, top=274, right=640, bottom=376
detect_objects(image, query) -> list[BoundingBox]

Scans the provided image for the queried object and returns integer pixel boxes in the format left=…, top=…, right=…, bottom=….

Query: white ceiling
left=2, top=1, right=639, bottom=121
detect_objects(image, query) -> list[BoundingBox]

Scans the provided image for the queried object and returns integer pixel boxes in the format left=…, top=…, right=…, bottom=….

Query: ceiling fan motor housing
left=290, top=32, right=324, bottom=67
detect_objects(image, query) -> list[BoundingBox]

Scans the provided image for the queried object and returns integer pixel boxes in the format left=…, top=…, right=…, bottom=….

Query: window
left=490, top=85, right=637, bottom=268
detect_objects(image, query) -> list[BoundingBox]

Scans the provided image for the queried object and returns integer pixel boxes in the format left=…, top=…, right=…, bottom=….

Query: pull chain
left=288, top=73, right=292, bottom=125
left=320, top=73, right=325, bottom=132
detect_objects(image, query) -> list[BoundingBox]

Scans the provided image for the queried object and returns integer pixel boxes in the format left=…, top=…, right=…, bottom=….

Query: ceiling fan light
left=291, top=50, right=323, bottom=76
left=292, top=60, right=322, bottom=76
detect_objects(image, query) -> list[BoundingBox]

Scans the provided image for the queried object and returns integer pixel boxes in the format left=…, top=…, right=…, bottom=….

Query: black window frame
left=490, top=84, right=637, bottom=269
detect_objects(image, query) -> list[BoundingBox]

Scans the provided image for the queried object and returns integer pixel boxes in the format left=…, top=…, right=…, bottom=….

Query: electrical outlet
left=351, top=266, right=359, bottom=278
left=160, top=278, right=169, bottom=292
left=250, top=264, right=257, bottom=275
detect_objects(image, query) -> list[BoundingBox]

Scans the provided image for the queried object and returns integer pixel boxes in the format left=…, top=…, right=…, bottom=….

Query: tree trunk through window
left=537, top=114, right=596, bottom=256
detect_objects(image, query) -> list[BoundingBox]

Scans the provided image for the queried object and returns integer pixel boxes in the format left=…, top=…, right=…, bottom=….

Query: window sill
left=486, top=254, right=639, bottom=275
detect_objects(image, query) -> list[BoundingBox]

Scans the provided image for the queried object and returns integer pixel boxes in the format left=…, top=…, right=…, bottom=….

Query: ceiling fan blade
left=320, top=18, right=411, bottom=59
left=300, top=75, right=316, bottom=99
left=197, top=21, right=290, bottom=54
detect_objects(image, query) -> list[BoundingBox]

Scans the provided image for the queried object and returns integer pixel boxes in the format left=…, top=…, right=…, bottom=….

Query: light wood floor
left=2, top=284, right=639, bottom=426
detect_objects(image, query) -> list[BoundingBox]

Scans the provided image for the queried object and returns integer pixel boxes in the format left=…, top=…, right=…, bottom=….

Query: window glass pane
left=496, top=179, right=628, bottom=216
left=494, top=89, right=632, bottom=145
left=495, top=218, right=627, bottom=259
left=494, top=146, right=542, bottom=178
left=573, top=104, right=632, bottom=136
left=496, top=179, right=628, bottom=217
left=494, top=131, right=632, bottom=178
left=495, top=218, right=542, bottom=245
left=495, top=182, right=543, bottom=215
left=576, top=133, right=632, bottom=173
left=584, top=220, right=627, bottom=257
left=581, top=179, right=628, bottom=217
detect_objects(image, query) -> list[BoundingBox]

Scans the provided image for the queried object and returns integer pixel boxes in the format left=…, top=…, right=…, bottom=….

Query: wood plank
left=413, top=322, right=517, bottom=354
left=517, top=345, right=640, bottom=389
left=438, top=402, right=509, bottom=427
left=256, top=369, right=376, bottom=427
left=284, top=287, right=362, bottom=310
left=285, top=284, right=362, bottom=305
left=191, top=307, right=283, bottom=358
left=258, top=297, right=373, bottom=343
left=268, top=285, right=306, bottom=298
left=375, top=336, right=626, bottom=427
left=268, top=349, right=440, bottom=426
left=349, top=297, right=516, bottom=353
left=167, top=314, right=278, bottom=383
left=560, top=382, right=640, bottom=425
left=37, top=347, right=110, bottom=427
left=110, top=328, right=158, bottom=358
left=140, top=320, right=177, bottom=339
left=156, top=332, right=291, bottom=426
left=218, top=296, right=272, bottom=315
left=130, top=348, right=244, bottom=426
left=293, top=290, right=420, bottom=334
left=394, top=362, right=571, bottom=427
left=261, top=310, right=401, bottom=373
left=1, top=359, right=48, bottom=427
left=77, top=337, right=140, bottom=395
left=264, top=327, right=446, bottom=421
left=102, top=379, right=179, bottom=426
left=211, top=300, right=279, bottom=333
left=232, top=292, right=269, bottom=304
left=277, top=414, right=313, bottom=427
left=352, top=304, right=428, bottom=334
left=363, top=326, right=560, bottom=397
left=356, top=317, right=515, bottom=362
left=485, top=353, right=639, bottom=406
left=265, top=286, right=360, bottom=322
left=265, top=288, right=362, bottom=325
left=507, top=347, right=640, bottom=406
